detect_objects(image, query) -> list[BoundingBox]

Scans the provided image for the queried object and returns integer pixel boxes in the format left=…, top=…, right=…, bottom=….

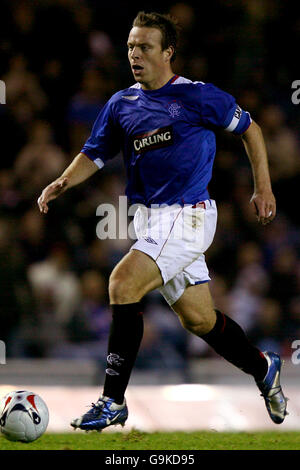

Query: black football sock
left=200, top=310, right=268, bottom=381
left=103, top=302, right=144, bottom=404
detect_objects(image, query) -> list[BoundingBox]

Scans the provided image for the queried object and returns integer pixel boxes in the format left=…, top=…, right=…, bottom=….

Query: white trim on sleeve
left=225, top=115, right=239, bottom=132
left=246, top=111, right=253, bottom=124
left=225, top=105, right=243, bottom=132
left=225, top=108, right=252, bottom=133
left=93, top=157, right=105, bottom=169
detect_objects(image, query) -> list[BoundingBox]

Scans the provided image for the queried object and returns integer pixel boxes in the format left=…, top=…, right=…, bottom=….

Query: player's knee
left=180, top=315, right=215, bottom=336
left=108, top=273, right=141, bottom=304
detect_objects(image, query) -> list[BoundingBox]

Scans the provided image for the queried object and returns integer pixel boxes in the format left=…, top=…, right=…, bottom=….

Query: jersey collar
left=139, top=75, right=179, bottom=95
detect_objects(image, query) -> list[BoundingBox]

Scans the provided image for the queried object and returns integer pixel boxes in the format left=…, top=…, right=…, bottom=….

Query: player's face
left=127, top=27, right=173, bottom=89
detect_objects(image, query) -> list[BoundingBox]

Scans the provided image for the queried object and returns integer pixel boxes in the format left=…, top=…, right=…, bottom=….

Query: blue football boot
left=71, top=396, right=128, bottom=431
left=256, top=351, right=288, bottom=424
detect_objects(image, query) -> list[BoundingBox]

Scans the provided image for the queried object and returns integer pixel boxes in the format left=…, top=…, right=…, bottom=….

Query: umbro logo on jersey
left=122, top=95, right=139, bottom=100
left=133, top=125, right=173, bottom=154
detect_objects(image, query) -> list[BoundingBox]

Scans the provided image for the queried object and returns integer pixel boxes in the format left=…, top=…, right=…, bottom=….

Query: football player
left=38, top=11, right=287, bottom=431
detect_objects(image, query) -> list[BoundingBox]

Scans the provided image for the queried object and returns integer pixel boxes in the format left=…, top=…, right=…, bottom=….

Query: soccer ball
left=0, top=390, right=49, bottom=442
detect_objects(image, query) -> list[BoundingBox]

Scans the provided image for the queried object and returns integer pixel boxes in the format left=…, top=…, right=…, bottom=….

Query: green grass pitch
left=1, top=430, right=300, bottom=450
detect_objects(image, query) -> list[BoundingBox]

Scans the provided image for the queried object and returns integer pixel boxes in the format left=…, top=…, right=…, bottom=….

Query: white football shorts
left=130, top=199, right=217, bottom=305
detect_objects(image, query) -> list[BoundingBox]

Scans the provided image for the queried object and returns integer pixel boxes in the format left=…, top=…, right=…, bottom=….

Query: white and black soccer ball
left=0, top=390, right=49, bottom=442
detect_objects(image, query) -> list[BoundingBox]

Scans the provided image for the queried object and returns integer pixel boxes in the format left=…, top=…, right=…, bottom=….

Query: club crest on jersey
left=168, top=101, right=181, bottom=118
left=133, top=125, right=173, bottom=154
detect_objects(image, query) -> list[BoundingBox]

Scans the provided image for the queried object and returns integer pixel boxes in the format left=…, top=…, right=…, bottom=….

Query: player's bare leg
left=109, top=249, right=163, bottom=304
left=71, top=250, right=163, bottom=431
left=172, top=282, right=288, bottom=424
left=171, top=282, right=216, bottom=336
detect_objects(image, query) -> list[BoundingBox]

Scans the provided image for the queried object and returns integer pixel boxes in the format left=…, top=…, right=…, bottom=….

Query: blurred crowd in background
left=0, top=0, right=300, bottom=377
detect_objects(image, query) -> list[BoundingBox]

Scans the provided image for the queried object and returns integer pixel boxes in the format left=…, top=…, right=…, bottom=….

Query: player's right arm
left=38, top=95, right=121, bottom=214
left=37, top=152, right=99, bottom=214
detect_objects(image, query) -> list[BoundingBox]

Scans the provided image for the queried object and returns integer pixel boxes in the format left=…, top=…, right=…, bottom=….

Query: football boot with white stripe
left=256, top=351, right=288, bottom=424
left=71, top=396, right=128, bottom=431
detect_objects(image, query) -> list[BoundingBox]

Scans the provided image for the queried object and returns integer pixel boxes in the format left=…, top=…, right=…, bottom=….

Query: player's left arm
left=198, top=83, right=276, bottom=225
left=240, top=120, right=276, bottom=225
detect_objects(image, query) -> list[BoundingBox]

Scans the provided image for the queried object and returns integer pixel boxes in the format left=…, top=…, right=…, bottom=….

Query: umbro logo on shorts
left=133, top=125, right=174, bottom=154
left=143, top=237, right=158, bottom=245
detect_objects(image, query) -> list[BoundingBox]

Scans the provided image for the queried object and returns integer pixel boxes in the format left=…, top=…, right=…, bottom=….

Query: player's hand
left=250, top=190, right=276, bottom=225
left=37, top=177, right=68, bottom=214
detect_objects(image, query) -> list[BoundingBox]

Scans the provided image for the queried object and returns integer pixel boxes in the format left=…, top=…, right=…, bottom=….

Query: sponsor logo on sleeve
left=234, top=105, right=242, bottom=120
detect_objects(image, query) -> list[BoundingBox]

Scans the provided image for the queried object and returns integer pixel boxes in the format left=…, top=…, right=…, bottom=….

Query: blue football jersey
left=81, top=75, right=251, bottom=206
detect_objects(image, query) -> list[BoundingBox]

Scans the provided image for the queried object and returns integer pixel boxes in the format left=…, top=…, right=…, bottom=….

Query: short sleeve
left=200, top=83, right=251, bottom=135
left=81, top=98, right=121, bottom=168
